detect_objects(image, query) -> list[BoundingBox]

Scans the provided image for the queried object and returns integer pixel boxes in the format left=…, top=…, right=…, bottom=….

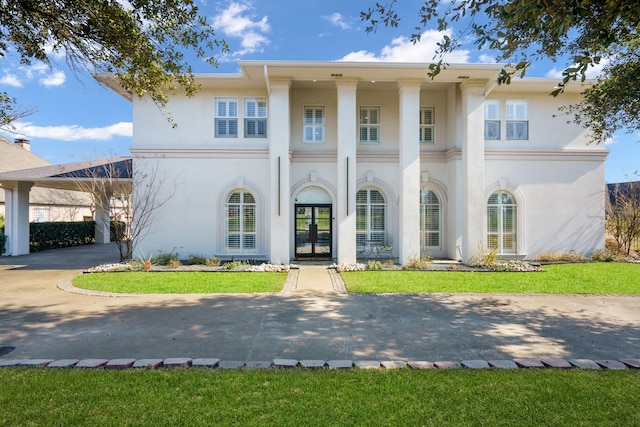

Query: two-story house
left=100, top=61, right=608, bottom=264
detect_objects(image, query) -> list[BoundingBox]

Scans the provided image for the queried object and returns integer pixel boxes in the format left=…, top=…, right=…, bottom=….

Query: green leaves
left=0, top=0, right=228, bottom=126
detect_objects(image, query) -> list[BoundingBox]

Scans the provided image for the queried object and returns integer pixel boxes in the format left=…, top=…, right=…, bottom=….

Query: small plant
left=590, top=249, right=624, bottom=262
left=367, top=260, right=383, bottom=270
left=536, top=250, right=587, bottom=263
left=223, top=260, right=245, bottom=270
left=186, top=253, right=208, bottom=265
left=467, top=244, right=497, bottom=268
left=134, top=252, right=153, bottom=271
left=205, top=257, right=221, bottom=267
left=167, top=258, right=182, bottom=268
left=403, top=254, right=433, bottom=270
left=383, top=259, right=395, bottom=268
left=153, top=251, right=180, bottom=266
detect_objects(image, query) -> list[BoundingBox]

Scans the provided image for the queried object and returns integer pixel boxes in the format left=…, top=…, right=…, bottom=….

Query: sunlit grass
left=342, top=263, right=640, bottom=294
left=73, top=271, right=287, bottom=293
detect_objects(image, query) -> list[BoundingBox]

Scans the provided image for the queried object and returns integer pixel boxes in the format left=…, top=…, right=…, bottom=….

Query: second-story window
left=303, top=106, right=325, bottom=143
left=359, top=106, right=380, bottom=144
left=244, top=97, right=267, bottom=138
left=506, top=100, right=529, bottom=140
left=484, top=100, right=501, bottom=140
left=419, top=107, right=435, bottom=144
left=215, top=97, right=238, bottom=138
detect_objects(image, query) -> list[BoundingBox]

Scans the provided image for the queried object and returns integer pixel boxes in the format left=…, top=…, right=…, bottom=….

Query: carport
left=0, top=158, right=131, bottom=256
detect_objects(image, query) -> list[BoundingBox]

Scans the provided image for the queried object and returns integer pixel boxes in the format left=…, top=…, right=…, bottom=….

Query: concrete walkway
left=1, top=244, right=640, bottom=365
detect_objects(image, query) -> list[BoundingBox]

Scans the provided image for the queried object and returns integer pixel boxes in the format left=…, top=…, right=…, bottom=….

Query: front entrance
left=295, top=204, right=332, bottom=259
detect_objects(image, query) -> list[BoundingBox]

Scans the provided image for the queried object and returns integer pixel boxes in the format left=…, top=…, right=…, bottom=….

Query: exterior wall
left=126, top=63, right=607, bottom=263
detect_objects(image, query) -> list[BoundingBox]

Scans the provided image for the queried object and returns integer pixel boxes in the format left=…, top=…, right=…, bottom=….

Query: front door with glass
left=295, top=204, right=332, bottom=258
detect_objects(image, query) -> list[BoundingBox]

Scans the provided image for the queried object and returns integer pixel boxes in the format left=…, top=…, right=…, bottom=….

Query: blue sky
left=0, top=0, right=637, bottom=182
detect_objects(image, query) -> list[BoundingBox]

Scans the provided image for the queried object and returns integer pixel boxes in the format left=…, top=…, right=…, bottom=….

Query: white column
left=3, top=181, right=33, bottom=256
left=460, top=81, right=486, bottom=262
left=398, top=80, right=422, bottom=264
left=336, top=79, right=358, bottom=265
left=94, top=191, right=112, bottom=244
left=268, top=78, right=291, bottom=263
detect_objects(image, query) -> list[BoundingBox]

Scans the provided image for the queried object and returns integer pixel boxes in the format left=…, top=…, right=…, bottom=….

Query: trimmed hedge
left=0, top=231, right=5, bottom=255
left=29, top=221, right=96, bottom=252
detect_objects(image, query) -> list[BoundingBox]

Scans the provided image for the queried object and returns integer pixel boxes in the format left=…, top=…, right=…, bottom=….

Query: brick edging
left=1, top=357, right=638, bottom=370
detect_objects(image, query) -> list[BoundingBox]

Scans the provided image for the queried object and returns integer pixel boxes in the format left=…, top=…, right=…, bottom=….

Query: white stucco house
left=100, top=60, right=608, bottom=264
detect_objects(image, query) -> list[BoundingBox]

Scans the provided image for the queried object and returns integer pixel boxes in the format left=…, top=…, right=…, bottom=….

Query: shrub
left=223, top=260, right=246, bottom=270
left=153, top=251, right=180, bottom=266
left=403, top=254, right=433, bottom=270
left=167, top=258, right=182, bottom=268
left=186, top=253, right=208, bottom=265
left=0, top=231, right=5, bottom=255
left=467, top=244, right=497, bottom=268
left=29, top=221, right=95, bottom=252
left=205, top=257, right=221, bottom=267
left=591, top=249, right=624, bottom=262
left=367, top=260, right=383, bottom=270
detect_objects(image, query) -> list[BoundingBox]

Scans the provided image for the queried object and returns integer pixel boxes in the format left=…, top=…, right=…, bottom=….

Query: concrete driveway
left=1, top=244, right=639, bottom=361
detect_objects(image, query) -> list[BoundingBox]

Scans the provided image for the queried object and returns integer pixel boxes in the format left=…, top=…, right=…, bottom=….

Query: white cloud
left=546, top=57, right=610, bottom=79
left=0, top=62, right=66, bottom=88
left=11, top=122, right=132, bottom=142
left=212, top=2, right=270, bottom=57
left=323, top=12, right=351, bottom=30
left=0, top=73, right=23, bottom=87
left=478, top=54, right=496, bottom=64
left=339, top=30, right=470, bottom=63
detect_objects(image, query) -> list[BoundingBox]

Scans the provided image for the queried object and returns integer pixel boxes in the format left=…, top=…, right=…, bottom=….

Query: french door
left=295, top=204, right=332, bottom=258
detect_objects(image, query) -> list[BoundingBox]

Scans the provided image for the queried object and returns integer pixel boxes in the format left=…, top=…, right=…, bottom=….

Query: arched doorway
left=294, top=186, right=332, bottom=259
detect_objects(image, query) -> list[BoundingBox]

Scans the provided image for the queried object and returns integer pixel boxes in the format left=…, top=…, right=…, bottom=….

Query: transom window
left=244, top=97, right=267, bottom=138
left=506, top=100, right=529, bottom=140
left=225, top=190, right=256, bottom=253
left=487, top=191, right=517, bottom=254
left=303, top=106, right=325, bottom=143
left=419, top=107, right=436, bottom=144
left=356, top=188, right=386, bottom=248
left=484, top=100, right=501, bottom=140
left=215, top=97, right=238, bottom=138
left=420, top=189, right=442, bottom=252
left=359, top=106, right=380, bottom=144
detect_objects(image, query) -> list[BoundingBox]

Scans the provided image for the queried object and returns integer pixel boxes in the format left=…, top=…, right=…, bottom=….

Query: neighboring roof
left=0, top=157, right=132, bottom=193
left=0, top=135, right=50, bottom=172
left=607, top=181, right=640, bottom=205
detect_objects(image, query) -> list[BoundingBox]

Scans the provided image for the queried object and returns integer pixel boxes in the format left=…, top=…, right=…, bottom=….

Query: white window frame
left=244, top=97, right=268, bottom=138
left=359, top=106, right=381, bottom=144
left=484, top=100, right=501, bottom=140
left=225, top=190, right=257, bottom=254
left=420, top=189, right=442, bottom=252
left=487, top=191, right=517, bottom=255
left=506, top=100, right=529, bottom=140
left=419, top=107, right=436, bottom=144
left=356, top=188, right=387, bottom=248
left=303, top=105, right=325, bottom=143
left=214, top=97, right=238, bottom=138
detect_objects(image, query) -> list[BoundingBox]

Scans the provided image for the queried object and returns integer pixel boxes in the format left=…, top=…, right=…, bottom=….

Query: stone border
left=1, top=357, right=638, bottom=370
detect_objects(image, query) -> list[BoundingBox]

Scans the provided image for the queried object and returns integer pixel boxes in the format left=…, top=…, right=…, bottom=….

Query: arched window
left=420, top=189, right=442, bottom=252
left=487, top=191, right=517, bottom=254
left=225, top=190, right=256, bottom=253
left=356, top=188, right=386, bottom=247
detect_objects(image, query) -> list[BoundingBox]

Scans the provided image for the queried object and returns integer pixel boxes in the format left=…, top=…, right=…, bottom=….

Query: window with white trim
left=225, top=191, right=256, bottom=253
left=214, top=97, right=238, bottom=138
left=419, top=107, right=436, bottom=144
left=356, top=188, right=386, bottom=248
left=506, top=100, right=529, bottom=140
left=359, top=106, right=380, bottom=144
left=487, top=191, right=517, bottom=254
left=420, top=189, right=442, bottom=252
left=484, top=100, right=501, bottom=140
left=244, top=97, right=267, bottom=138
left=32, top=207, right=50, bottom=223
left=303, top=106, right=325, bottom=143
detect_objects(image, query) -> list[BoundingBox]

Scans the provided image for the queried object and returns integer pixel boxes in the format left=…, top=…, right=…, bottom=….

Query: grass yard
left=73, top=271, right=287, bottom=293
left=342, top=263, right=640, bottom=294
left=0, top=369, right=638, bottom=426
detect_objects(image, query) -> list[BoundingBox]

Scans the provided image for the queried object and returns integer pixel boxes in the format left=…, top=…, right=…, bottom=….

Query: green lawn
left=342, top=263, right=640, bottom=294
left=0, top=369, right=638, bottom=426
left=73, top=271, right=287, bottom=293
